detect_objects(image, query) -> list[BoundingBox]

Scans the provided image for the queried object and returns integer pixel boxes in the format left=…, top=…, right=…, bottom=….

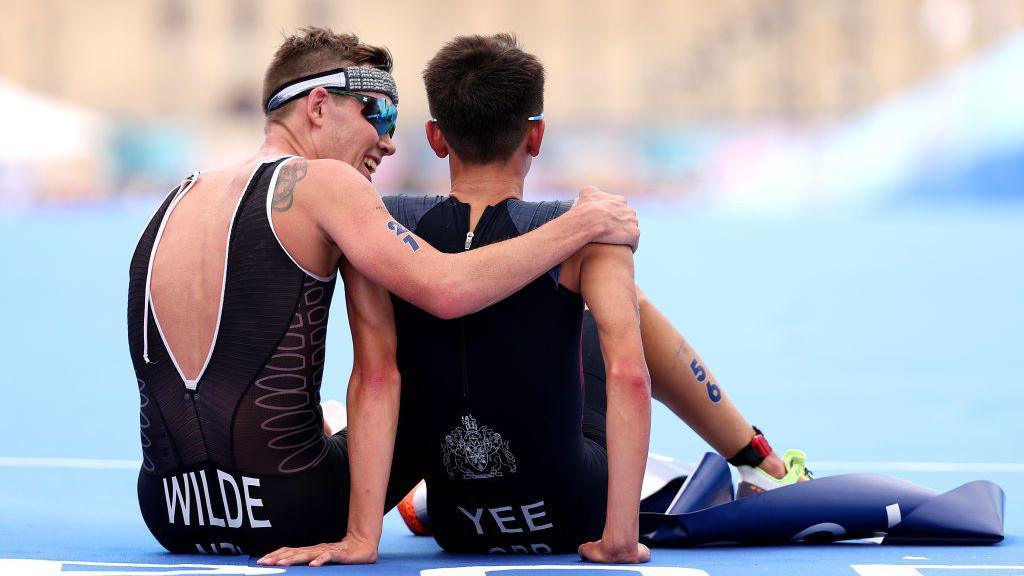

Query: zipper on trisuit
left=185, top=390, right=211, bottom=459
left=459, top=322, right=470, bottom=399
left=459, top=227, right=474, bottom=399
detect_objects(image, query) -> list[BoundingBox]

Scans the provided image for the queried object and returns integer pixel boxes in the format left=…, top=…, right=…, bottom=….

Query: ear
left=305, top=87, right=331, bottom=127
left=425, top=120, right=449, bottom=158
left=525, top=119, right=545, bottom=157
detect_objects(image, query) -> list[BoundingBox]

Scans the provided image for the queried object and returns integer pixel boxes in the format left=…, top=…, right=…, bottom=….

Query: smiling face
left=312, top=88, right=396, bottom=182
left=261, top=28, right=396, bottom=180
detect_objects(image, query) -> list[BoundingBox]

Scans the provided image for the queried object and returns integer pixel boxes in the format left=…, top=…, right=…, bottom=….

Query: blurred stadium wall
left=0, top=0, right=1022, bottom=211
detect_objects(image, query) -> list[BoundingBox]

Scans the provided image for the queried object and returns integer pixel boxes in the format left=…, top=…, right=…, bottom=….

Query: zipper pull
left=464, top=231, right=474, bottom=250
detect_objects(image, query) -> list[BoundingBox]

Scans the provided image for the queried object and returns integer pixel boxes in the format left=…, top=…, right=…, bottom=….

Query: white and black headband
left=265, top=67, right=399, bottom=114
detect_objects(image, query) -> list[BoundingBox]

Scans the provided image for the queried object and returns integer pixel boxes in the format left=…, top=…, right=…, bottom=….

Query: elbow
left=420, top=293, right=461, bottom=320
left=607, top=362, right=652, bottom=403
left=351, top=364, right=401, bottom=398
left=421, top=275, right=471, bottom=320
left=369, top=365, right=402, bottom=391
left=429, top=294, right=463, bottom=320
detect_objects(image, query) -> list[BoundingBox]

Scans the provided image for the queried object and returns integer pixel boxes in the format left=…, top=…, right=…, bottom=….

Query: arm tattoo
left=272, top=159, right=308, bottom=212
left=386, top=220, right=420, bottom=252
left=689, top=357, right=723, bottom=404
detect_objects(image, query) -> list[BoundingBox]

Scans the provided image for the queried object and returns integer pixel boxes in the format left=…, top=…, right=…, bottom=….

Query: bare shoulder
left=302, top=158, right=372, bottom=195
left=272, top=158, right=375, bottom=214
left=561, top=243, right=621, bottom=292
left=562, top=243, right=633, bottom=291
left=581, top=242, right=632, bottom=260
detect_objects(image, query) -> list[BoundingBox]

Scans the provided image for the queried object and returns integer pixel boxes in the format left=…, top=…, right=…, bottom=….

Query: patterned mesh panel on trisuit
left=128, top=158, right=419, bottom=556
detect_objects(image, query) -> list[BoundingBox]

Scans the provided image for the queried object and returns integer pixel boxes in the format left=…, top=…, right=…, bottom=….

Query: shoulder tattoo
left=272, top=159, right=308, bottom=213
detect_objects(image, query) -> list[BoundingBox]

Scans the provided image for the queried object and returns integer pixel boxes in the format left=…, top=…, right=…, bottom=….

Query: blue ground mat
left=0, top=204, right=1020, bottom=575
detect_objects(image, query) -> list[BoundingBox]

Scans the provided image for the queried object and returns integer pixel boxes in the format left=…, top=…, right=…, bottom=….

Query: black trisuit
left=384, top=195, right=610, bottom=555
left=127, top=157, right=422, bottom=556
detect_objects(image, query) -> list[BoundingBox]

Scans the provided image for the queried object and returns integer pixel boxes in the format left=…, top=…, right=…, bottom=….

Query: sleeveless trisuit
left=128, top=157, right=419, bottom=555
left=384, top=195, right=610, bottom=554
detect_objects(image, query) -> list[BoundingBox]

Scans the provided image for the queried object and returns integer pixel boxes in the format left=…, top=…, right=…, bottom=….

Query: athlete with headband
left=259, top=34, right=811, bottom=567
left=127, top=28, right=639, bottom=560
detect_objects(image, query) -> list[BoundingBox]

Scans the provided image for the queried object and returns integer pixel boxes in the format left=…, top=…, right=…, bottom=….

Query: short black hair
left=423, top=34, right=544, bottom=164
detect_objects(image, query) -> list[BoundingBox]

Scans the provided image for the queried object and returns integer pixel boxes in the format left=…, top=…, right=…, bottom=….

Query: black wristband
left=726, top=426, right=772, bottom=468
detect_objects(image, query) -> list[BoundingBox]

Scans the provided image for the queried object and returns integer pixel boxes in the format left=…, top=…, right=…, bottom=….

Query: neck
left=257, top=121, right=314, bottom=161
left=448, top=156, right=527, bottom=206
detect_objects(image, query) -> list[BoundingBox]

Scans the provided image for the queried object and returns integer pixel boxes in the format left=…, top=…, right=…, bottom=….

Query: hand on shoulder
left=570, top=185, right=640, bottom=252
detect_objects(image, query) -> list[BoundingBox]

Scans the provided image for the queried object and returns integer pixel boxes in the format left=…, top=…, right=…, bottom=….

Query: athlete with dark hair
left=259, top=34, right=810, bottom=567
left=128, top=27, right=639, bottom=561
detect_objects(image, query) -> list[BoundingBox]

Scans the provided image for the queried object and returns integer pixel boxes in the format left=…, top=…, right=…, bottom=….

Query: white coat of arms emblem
left=441, top=413, right=518, bottom=479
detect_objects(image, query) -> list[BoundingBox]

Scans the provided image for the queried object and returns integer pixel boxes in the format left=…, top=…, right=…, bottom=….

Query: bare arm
left=258, top=259, right=400, bottom=567
left=340, top=258, right=400, bottom=557
left=303, top=159, right=638, bottom=319
left=576, top=244, right=652, bottom=564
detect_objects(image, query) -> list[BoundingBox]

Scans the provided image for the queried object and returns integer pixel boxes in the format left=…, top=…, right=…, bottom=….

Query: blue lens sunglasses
left=327, top=88, right=398, bottom=137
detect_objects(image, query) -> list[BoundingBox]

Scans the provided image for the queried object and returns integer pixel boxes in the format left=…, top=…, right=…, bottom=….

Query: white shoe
left=736, top=449, right=813, bottom=498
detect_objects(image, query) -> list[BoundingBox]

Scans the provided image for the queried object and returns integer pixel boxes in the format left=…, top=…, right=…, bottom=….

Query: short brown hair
left=423, top=34, right=544, bottom=164
left=263, top=27, right=392, bottom=119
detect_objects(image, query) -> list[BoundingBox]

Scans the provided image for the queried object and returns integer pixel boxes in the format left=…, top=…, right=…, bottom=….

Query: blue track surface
left=0, top=201, right=1020, bottom=575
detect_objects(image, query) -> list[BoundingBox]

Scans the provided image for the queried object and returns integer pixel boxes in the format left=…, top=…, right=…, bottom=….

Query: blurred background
left=3, top=0, right=1023, bottom=209
left=1, top=0, right=1021, bottom=467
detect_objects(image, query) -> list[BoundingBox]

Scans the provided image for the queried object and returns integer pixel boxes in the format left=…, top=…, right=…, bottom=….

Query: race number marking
left=387, top=220, right=420, bottom=252
left=689, top=359, right=721, bottom=403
